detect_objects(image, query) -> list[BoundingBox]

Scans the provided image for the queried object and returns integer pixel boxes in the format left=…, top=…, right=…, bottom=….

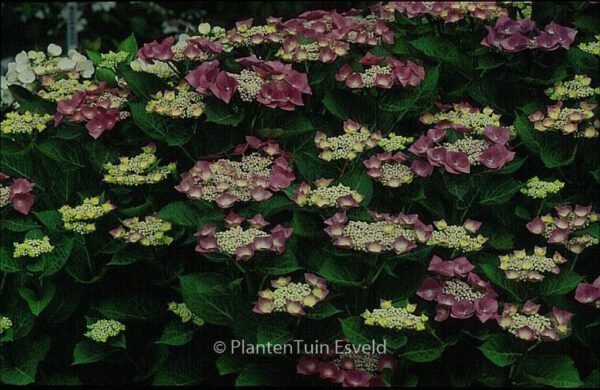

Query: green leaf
left=409, top=37, right=461, bottom=64
left=72, top=339, right=118, bottom=365
left=117, top=33, right=138, bottom=55
left=401, top=335, right=446, bottom=363
left=339, top=316, right=376, bottom=347
left=518, top=354, right=583, bottom=388
left=235, top=363, right=286, bottom=386
left=33, top=210, right=62, bottom=230
left=152, top=350, right=205, bottom=385
left=0, top=335, right=50, bottom=385
left=255, top=251, right=302, bottom=275
left=155, top=321, right=196, bottom=346
left=93, top=291, right=164, bottom=322
left=180, top=273, right=242, bottom=326
left=121, top=68, right=166, bottom=100
left=514, top=115, right=577, bottom=168
left=539, top=270, right=584, bottom=296
left=0, top=219, right=40, bottom=232
left=17, top=283, right=56, bottom=316
left=339, top=167, right=373, bottom=206
left=129, top=102, right=193, bottom=146
left=291, top=210, right=323, bottom=239
left=107, top=246, right=148, bottom=266
left=477, top=334, right=522, bottom=367
left=479, top=178, right=522, bottom=205
left=28, top=236, right=73, bottom=277
left=204, top=100, right=245, bottom=126
left=7, top=85, right=56, bottom=115
left=257, top=317, right=294, bottom=346
left=318, top=257, right=366, bottom=287
left=216, top=354, right=248, bottom=376
left=478, top=261, right=524, bottom=302
left=157, top=201, right=221, bottom=227
left=305, top=302, right=342, bottom=320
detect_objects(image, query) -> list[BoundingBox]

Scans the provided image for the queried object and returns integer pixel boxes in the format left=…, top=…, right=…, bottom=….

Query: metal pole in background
left=66, top=2, right=78, bottom=51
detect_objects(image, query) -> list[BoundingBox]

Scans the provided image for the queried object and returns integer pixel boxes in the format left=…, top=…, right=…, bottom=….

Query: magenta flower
left=526, top=205, right=598, bottom=253
left=417, top=255, right=498, bottom=323
left=138, top=36, right=175, bottom=64
left=479, top=144, right=515, bottom=170
left=575, top=276, right=600, bottom=308
left=1, top=174, right=35, bottom=215
left=185, top=60, right=238, bottom=104
left=296, top=341, right=396, bottom=387
left=444, top=151, right=471, bottom=174
left=54, top=83, right=127, bottom=139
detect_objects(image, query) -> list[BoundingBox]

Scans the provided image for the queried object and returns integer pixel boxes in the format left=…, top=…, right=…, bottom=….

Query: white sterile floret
left=47, top=43, right=62, bottom=57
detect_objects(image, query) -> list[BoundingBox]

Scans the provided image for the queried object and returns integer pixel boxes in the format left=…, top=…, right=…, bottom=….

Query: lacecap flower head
left=427, top=219, right=488, bottom=252
left=146, top=83, right=205, bottom=119
left=59, top=196, right=116, bottom=234
left=497, top=301, right=573, bottom=341
left=292, top=178, right=363, bottom=209
left=520, top=177, right=564, bottom=199
left=528, top=101, right=598, bottom=138
left=324, top=210, right=432, bottom=255
left=417, top=255, right=499, bottom=322
left=315, top=119, right=381, bottom=161
left=175, top=136, right=295, bottom=208
left=1, top=111, right=53, bottom=135
left=362, top=300, right=428, bottom=331
left=526, top=204, right=598, bottom=254
left=13, top=236, right=54, bottom=258
left=296, top=340, right=398, bottom=387
left=252, top=273, right=329, bottom=316
left=195, top=212, right=292, bottom=261
left=364, top=151, right=418, bottom=188
left=168, top=302, right=205, bottom=326
left=103, top=143, right=175, bottom=186
left=84, top=319, right=126, bottom=343
left=498, top=246, right=568, bottom=282
left=544, top=75, right=599, bottom=101
left=110, top=215, right=173, bottom=246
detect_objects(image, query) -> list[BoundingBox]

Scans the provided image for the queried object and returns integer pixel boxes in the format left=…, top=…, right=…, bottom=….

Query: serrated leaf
left=477, top=334, right=522, bottom=367
left=518, top=354, right=583, bottom=388
left=539, top=270, right=585, bottom=296
left=155, top=321, right=196, bottom=346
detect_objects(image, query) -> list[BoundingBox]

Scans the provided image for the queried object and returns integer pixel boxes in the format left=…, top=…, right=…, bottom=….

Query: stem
left=570, top=254, right=579, bottom=271
left=0, top=272, right=7, bottom=295
left=177, top=145, right=195, bottom=163
left=536, top=199, right=546, bottom=217
left=459, top=183, right=483, bottom=222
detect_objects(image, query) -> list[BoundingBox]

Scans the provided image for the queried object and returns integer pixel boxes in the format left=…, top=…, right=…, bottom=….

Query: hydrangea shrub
left=1, top=1, right=599, bottom=387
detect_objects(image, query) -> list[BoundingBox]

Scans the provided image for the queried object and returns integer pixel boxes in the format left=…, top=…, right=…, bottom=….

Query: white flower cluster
left=84, top=319, right=126, bottom=343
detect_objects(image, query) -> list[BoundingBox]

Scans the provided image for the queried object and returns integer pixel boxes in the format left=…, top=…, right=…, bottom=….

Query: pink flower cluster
left=481, top=17, right=577, bottom=52
left=185, top=60, right=238, bottom=104
left=297, top=343, right=397, bottom=387
left=408, top=126, right=515, bottom=175
left=281, top=9, right=394, bottom=46
left=278, top=35, right=350, bottom=63
left=54, top=82, right=129, bottom=139
left=138, top=36, right=176, bottom=64
left=376, top=2, right=508, bottom=23
left=178, top=38, right=223, bottom=61
left=575, top=276, right=600, bottom=308
left=252, top=273, right=329, bottom=316
left=195, top=212, right=292, bottom=261
left=526, top=205, right=598, bottom=254
left=364, top=151, right=428, bottom=188
left=417, top=256, right=499, bottom=322
left=235, top=56, right=312, bottom=111
left=497, top=301, right=573, bottom=341
left=324, top=210, right=432, bottom=254
left=336, top=53, right=425, bottom=89
left=0, top=172, right=35, bottom=215
left=175, top=137, right=295, bottom=208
